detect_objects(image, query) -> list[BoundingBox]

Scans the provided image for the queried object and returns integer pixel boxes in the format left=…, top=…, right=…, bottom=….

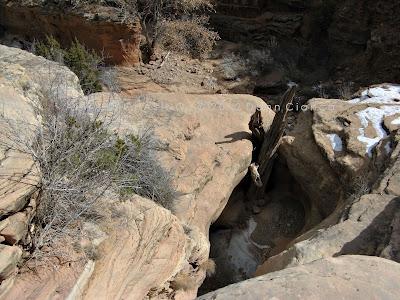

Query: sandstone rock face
left=199, top=256, right=400, bottom=300
left=6, top=91, right=272, bottom=299
left=214, top=0, right=400, bottom=85
left=90, top=92, right=273, bottom=298
left=0, top=45, right=275, bottom=299
left=0, top=245, right=21, bottom=280
left=0, top=45, right=83, bottom=291
left=102, top=92, right=275, bottom=235
left=82, top=196, right=189, bottom=300
left=256, top=84, right=400, bottom=275
left=4, top=196, right=191, bottom=300
left=280, top=84, right=400, bottom=224
left=0, top=2, right=141, bottom=65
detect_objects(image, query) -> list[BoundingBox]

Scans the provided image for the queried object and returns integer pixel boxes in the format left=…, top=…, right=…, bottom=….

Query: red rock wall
left=0, top=3, right=141, bottom=65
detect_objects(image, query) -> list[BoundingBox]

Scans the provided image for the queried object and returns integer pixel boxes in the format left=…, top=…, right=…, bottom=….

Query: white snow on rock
left=346, top=84, right=400, bottom=157
left=385, top=141, right=392, bottom=154
left=356, top=106, right=400, bottom=156
left=349, top=84, right=400, bottom=104
left=392, top=117, right=400, bottom=125
left=326, top=133, right=343, bottom=152
left=224, top=218, right=265, bottom=281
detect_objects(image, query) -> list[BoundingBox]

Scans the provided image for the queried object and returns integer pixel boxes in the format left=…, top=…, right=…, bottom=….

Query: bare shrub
left=312, top=82, right=329, bottom=98
left=100, top=67, right=121, bottom=93
left=220, top=53, right=246, bottom=80
left=1, top=76, right=174, bottom=264
left=158, top=17, right=219, bottom=59
left=220, top=48, right=274, bottom=80
left=245, top=48, right=273, bottom=76
left=338, top=81, right=354, bottom=100
left=171, top=272, right=198, bottom=291
left=200, top=258, right=216, bottom=277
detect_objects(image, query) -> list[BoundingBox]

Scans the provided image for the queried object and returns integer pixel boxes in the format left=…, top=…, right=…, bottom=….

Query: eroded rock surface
left=256, top=85, right=400, bottom=275
left=280, top=84, right=400, bottom=224
left=0, top=45, right=275, bottom=299
left=4, top=196, right=190, bottom=300
left=0, top=45, right=84, bottom=295
left=99, top=92, right=275, bottom=235
left=0, top=2, right=142, bottom=65
left=199, top=256, right=400, bottom=300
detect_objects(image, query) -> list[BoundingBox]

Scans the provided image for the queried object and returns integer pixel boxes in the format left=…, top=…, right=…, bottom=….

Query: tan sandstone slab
left=198, top=256, right=400, bottom=300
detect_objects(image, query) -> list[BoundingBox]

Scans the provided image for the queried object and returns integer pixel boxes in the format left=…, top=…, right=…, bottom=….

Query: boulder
left=99, top=92, right=274, bottom=235
left=0, top=212, right=29, bottom=245
left=256, top=86, right=400, bottom=275
left=280, top=84, right=400, bottom=222
left=199, top=256, right=400, bottom=300
left=4, top=196, right=190, bottom=300
left=0, top=245, right=21, bottom=280
left=0, top=44, right=83, bottom=100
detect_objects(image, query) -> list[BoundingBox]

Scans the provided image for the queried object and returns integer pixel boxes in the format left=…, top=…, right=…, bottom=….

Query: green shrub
left=64, top=39, right=103, bottom=94
left=1, top=84, right=175, bottom=264
left=34, top=36, right=103, bottom=94
left=34, top=36, right=64, bottom=63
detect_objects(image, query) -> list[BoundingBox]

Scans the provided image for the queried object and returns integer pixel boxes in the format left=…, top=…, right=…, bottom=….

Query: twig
left=158, top=51, right=170, bottom=69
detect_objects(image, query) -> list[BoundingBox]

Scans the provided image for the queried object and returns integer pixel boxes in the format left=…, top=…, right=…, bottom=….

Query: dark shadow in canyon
left=198, top=155, right=311, bottom=295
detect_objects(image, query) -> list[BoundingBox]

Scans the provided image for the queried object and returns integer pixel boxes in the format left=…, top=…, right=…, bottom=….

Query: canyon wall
left=213, top=0, right=400, bottom=86
left=0, top=2, right=141, bottom=65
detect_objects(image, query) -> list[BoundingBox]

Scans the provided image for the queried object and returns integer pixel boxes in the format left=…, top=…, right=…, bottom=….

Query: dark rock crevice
left=199, top=156, right=311, bottom=295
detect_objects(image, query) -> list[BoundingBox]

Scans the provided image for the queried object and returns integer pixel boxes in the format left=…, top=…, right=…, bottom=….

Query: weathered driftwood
left=249, top=162, right=263, bottom=187
left=158, top=51, right=171, bottom=69
left=248, top=107, right=265, bottom=144
left=249, top=84, right=297, bottom=188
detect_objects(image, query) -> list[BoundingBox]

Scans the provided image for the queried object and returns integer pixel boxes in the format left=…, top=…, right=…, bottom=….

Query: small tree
left=114, top=0, right=219, bottom=60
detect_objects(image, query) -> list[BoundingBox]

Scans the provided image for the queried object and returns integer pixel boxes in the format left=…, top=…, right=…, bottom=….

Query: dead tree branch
left=249, top=84, right=297, bottom=188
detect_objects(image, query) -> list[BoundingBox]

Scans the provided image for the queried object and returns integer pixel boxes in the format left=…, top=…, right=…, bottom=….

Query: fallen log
left=249, top=84, right=297, bottom=189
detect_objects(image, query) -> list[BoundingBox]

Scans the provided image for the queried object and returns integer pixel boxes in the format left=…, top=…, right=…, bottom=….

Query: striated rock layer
left=199, top=256, right=400, bottom=300
left=256, top=84, right=400, bottom=275
left=0, top=2, right=141, bottom=65
left=0, top=45, right=275, bottom=299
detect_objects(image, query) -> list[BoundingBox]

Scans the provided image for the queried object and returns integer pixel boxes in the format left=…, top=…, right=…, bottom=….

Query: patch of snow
left=326, top=133, right=343, bottom=152
left=356, top=106, right=400, bottom=156
left=385, top=142, right=392, bottom=155
left=392, top=117, right=400, bottom=125
left=349, top=84, right=400, bottom=104
left=224, top=218, right=263, bottom=281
